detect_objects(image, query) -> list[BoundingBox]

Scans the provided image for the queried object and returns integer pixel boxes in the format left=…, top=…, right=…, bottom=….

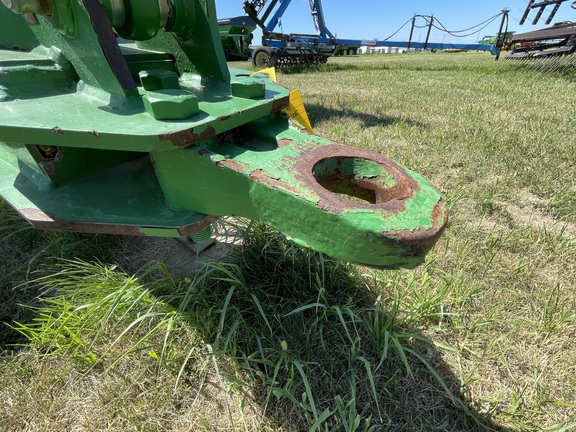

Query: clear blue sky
left=215, top=0, right=576, bottom=44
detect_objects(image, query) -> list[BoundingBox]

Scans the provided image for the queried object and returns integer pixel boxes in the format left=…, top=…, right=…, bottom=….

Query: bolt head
left=231, top=80, right=265, bottom=99
left=139, top=70, right=180, bottom=91
left=143, top=89, right=199, bottom=121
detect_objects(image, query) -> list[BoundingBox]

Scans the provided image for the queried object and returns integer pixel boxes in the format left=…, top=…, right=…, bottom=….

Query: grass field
left=1, top=52, right=575, bottom=431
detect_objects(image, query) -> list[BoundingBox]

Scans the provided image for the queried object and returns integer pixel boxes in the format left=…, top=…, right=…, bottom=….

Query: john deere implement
left=0, top=0, right=447, bottom=269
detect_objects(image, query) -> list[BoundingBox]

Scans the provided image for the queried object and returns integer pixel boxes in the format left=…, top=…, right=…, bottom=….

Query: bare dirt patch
left=504, top=189, right=576, bottom=238
left=116, top=220, right=244, bottom=277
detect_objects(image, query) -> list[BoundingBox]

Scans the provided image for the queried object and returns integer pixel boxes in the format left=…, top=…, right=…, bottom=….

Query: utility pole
left=424, top=15, right=434, bottom=50
left=407, top=15, right=416, bottom=50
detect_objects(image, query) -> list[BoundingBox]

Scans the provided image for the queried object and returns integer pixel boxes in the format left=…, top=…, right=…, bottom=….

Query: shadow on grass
left=279, top=63, right=364, bottom=74
left=0, top=206, right=120, bottom=349
left=160, top=225, right=511, bottom=431
left=0, top=215, right=511, bottom=431
left=304, top=103, right=427, bottom=130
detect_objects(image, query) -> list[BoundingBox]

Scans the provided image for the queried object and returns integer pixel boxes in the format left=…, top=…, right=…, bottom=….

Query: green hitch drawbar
left=0, top=0, right=447, bottom=269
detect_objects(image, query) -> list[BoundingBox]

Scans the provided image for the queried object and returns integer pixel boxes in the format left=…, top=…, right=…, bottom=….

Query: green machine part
left=218, top=16, right=256, bottom=61
left=0, top=0, right=447, bottom=269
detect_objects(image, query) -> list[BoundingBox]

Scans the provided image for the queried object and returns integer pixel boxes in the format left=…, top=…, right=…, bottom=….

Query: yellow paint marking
left=284, top=89, right=313, bottom=133
left=251, top=68, right=313, bottom=133
left=250, top=67, right=277, bottom=83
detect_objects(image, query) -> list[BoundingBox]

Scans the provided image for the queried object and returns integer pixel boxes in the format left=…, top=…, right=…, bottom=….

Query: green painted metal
left=230, top=79, right=266, bottom=99
left=150, top=116, right=447, bottom=269
left=0, top=0, right=448, bottom=269
left=189, top=226, right=212, bottom=243
left=218, top=18, right=256, bottom=61
left=0, top=4, right=38, bottom=50
left=142, top=89, right=199, bottom=120
left=139, top=70, right=180, bottom=91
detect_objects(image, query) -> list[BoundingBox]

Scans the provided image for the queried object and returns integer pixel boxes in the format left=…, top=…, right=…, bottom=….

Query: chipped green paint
left=150, top=116, right=447, bottom=268
left=0, top=0, right=447, bottom=268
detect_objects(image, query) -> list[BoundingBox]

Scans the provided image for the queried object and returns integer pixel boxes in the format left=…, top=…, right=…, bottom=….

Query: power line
left=387, top=12, right=505, bottom=40
left=380, top=17, right=413, bottom=41
left=432, top=13, right=504, bottom=38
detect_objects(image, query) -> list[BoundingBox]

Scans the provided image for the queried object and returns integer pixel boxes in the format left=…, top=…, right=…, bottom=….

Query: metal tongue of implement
left=0, top=0, right=447, bottom=269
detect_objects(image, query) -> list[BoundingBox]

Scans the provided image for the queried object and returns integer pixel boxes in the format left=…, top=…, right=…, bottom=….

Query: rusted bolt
left=139, top=70, right=180, bottom=91
left=231, top=80, right=265, bottom=99
left=1, top=0, right=52, bottom=15
left=142, top=89, right=199, bottom=121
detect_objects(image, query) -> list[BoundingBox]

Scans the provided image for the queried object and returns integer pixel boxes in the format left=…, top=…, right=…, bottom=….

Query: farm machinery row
left=221, top=0, right=507, bottom=68
left=219, top=0, right=576, bottom=72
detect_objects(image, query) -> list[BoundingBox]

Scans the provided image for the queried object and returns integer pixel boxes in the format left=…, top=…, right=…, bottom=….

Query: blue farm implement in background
left=226, top=0, right=508, bottom=67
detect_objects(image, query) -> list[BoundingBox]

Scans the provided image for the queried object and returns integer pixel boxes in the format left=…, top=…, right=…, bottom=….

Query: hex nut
left=231, top=81, right=265, bottom=99
left=139, top=70, right=180, bottom=91
left=143, top=89, right=199, bottom=121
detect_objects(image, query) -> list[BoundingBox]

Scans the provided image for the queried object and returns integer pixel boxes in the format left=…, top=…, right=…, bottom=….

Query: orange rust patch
left=385, top=199, right=448, bottom=249
left=250, top=169, right=301, bottom=194
left=277, top=138, right=294, bottom=147
left=292, top=144, right=420, bottom=215
left=272, top=95, right=290, bottom=113
left=159, top=126, right=216, bottom=147
left=216, top=159, right=246, bottom=172
left=19, top=208, right=219, bottom=237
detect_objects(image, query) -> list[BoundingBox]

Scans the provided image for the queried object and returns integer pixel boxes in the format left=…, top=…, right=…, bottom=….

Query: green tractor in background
left=333, top=45, right=359, bottom=56
left=218, top=16, right=256, bottom=61
left=478, top=31, right=515, bottom=50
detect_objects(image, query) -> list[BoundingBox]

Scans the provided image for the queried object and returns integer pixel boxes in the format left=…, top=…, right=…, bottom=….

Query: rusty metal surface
left=271, top=95, right=290, bottom=112
left=159, top=126, right=217, bottom=147
left=19, top=207, right=219, bottom=236
left=386, top=202, right=447, bottom=247
left=151, top=118, right=448, bottom=268
left=292, top=144, right=419, bottom=215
